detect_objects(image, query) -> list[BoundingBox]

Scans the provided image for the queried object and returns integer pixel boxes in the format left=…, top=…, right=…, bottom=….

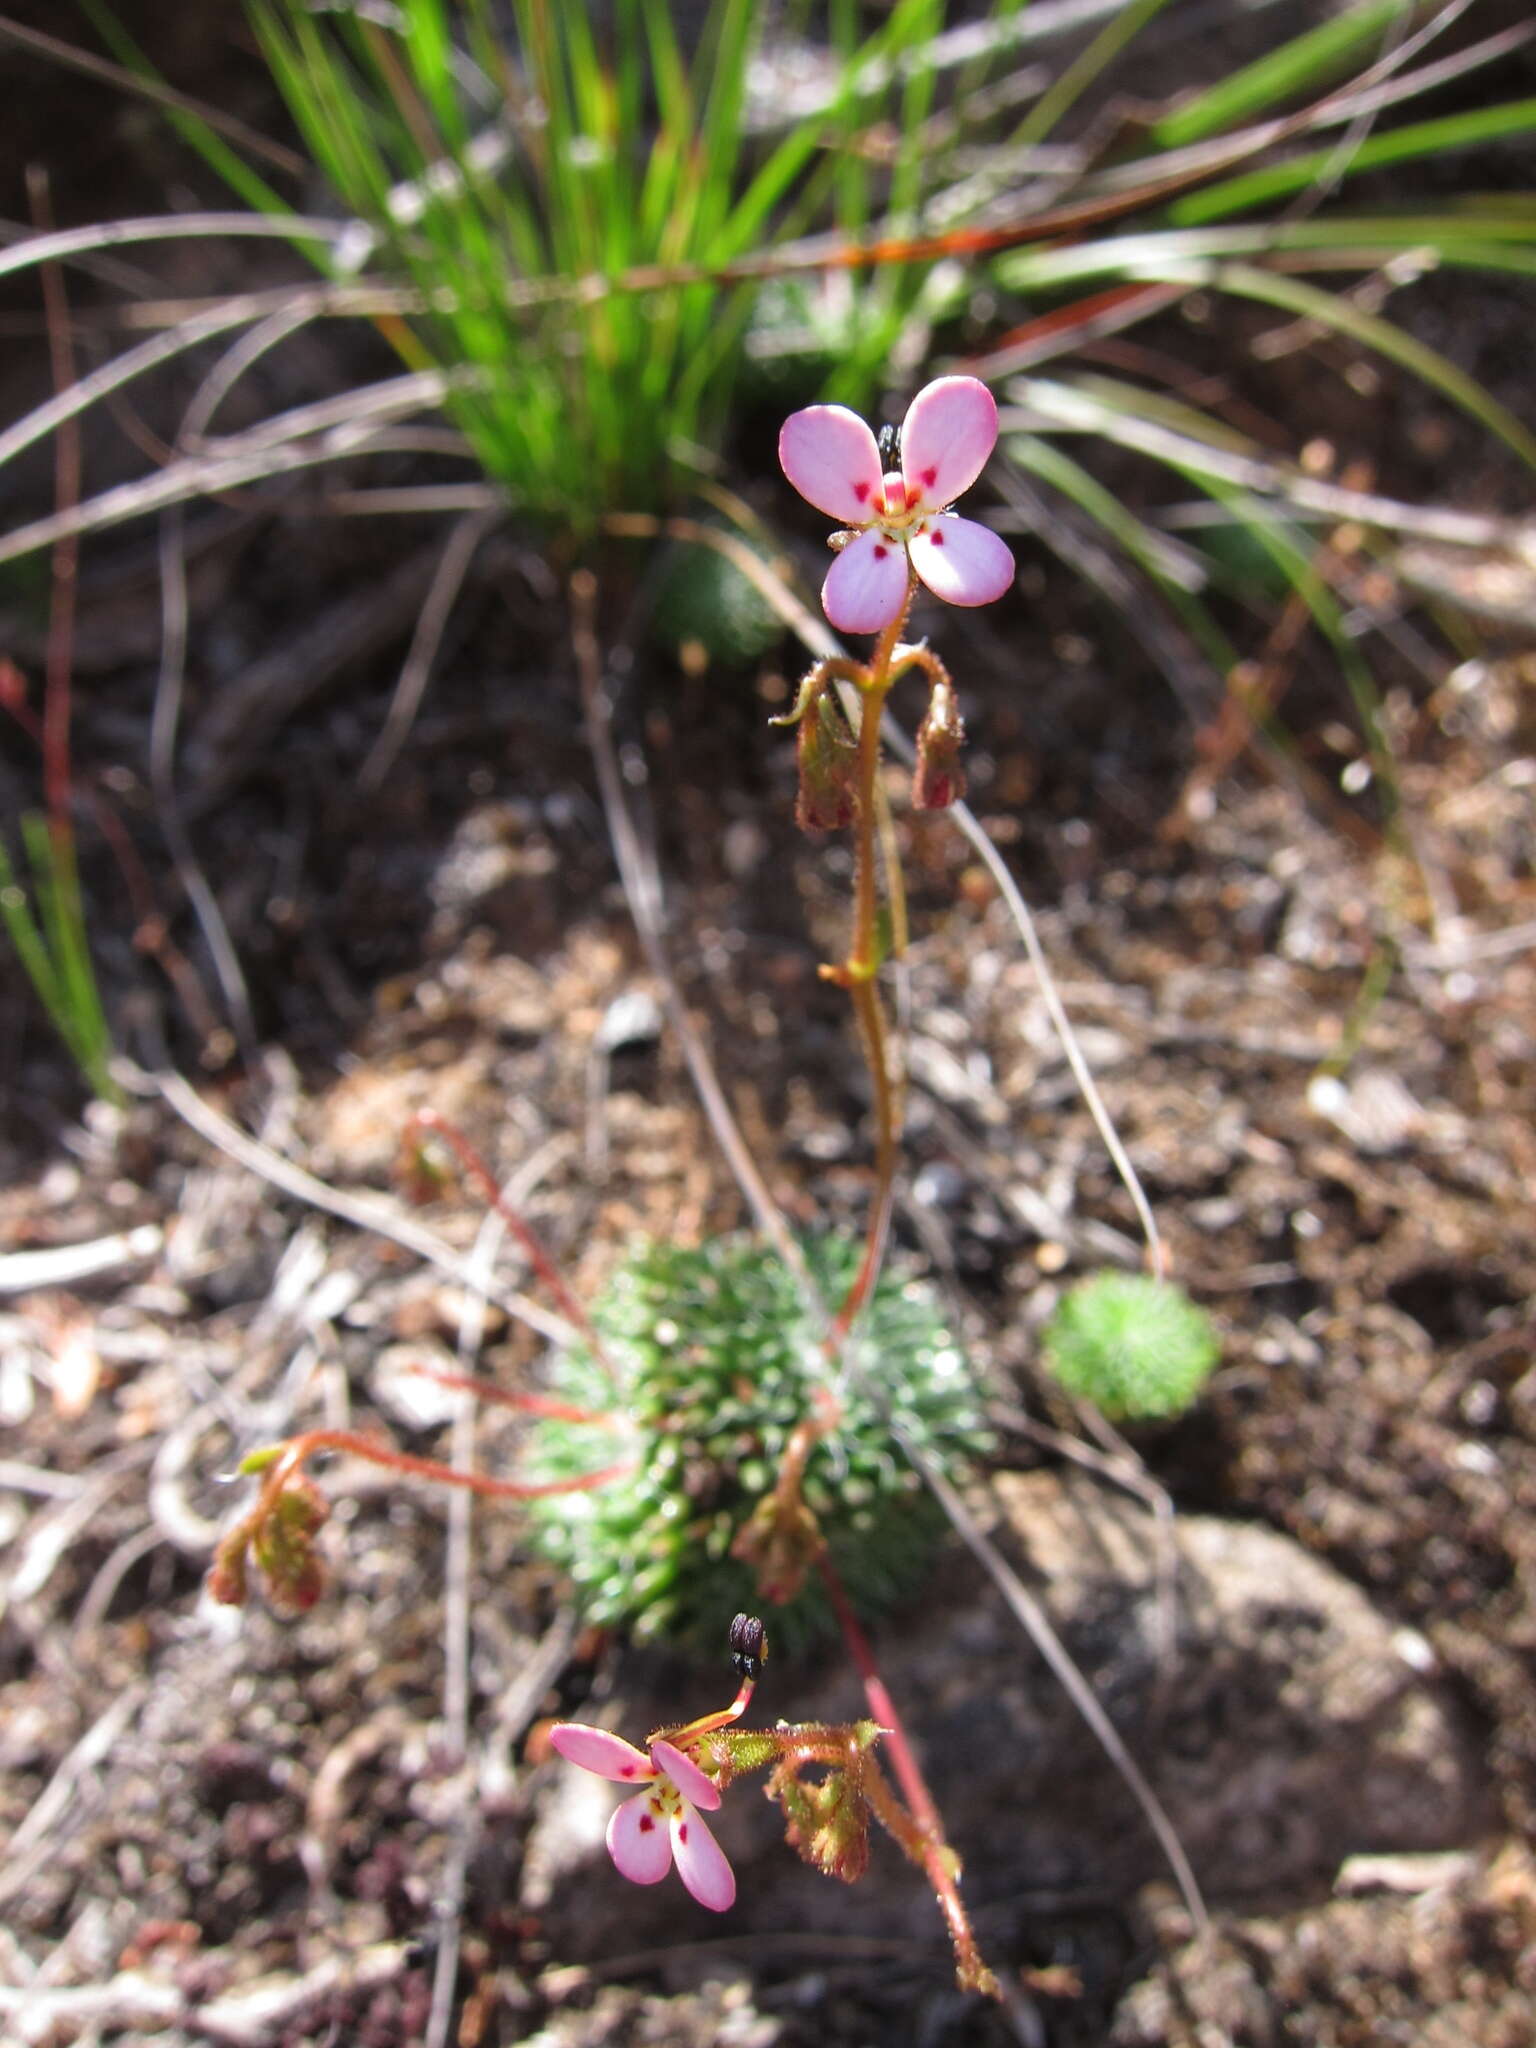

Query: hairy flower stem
left=252, top=1431, right=631, bottom=1511
left=823, top=577, right=915, bottom=1339
left=773, top=574, right=995, bottom=1992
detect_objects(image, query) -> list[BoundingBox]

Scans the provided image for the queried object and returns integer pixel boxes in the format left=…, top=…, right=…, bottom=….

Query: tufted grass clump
left=526, top=1235, right=988, bottom=1648
left=1042, top=1272, right=1219, bottom=1421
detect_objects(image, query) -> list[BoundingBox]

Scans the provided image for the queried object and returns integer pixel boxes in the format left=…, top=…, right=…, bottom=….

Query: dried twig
left=0, top=1224, right=161, bottom=1293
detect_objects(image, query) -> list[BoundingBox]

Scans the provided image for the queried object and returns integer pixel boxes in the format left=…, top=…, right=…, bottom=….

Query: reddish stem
left=263, top=1429, right=631, bottom=1509
left=407, top=1362, right=616, bottom=1428
left=403, top=1107, right=621, bottom=1382
left=818, top=1550, right=996, bottom=1997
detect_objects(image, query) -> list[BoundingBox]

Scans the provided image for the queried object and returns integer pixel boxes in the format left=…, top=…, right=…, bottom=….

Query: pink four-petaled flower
left=549, top=1722, right=736, bottom=1912
left=779, top=375, right=1016, bottom=635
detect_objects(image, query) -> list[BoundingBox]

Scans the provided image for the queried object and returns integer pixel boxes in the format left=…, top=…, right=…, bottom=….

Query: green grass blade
left=1007, top=431, right=1234, bottom=658
left=1212, top=261, right=1536, bottom=470
left=9, top=818, right=117, bottom=1098
left=1170, top=99, right=1536, bottom=225
left=1013, top=0, right=1175, bottom=149
left=1153, top=0, right=1410, bottom=149
left=399, top=0, right=467, bottom=150
left=0, top=838, right=66, bottom=1018
left=76, top=0, right=293, bottom=216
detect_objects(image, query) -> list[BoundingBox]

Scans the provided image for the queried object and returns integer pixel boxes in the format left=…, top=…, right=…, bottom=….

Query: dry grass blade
left=0, top=13, right=307, bottom=176
left=0, top=372, right=459, bottom=566
left=569, top=567, right=811, bottom=1291
left=128, top=1057, right=574, bottom=1348
left=0, top=213, right=350, bottom=284
left=359, top=504, right=499, bottom=790
left=893, top=1435, right=1210, bottom=1939
left=153, top=505, right=259, bottom=1068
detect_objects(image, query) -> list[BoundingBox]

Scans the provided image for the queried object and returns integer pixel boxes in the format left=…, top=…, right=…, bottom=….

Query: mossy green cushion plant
left=526, top=1235, right=988, bottom=1647
left=1042, top=1272, right=1219, bottom=1421
left=649, top=532, right=782, bottom=670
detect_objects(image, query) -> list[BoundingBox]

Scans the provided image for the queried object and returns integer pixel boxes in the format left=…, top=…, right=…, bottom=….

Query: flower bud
left=771, top=1758, right=870, bottom=1885
left=731, top=1487, right=823, bottom=1604
left=207, top=1526, right=251, bottom=1607
left=796, top=690, right=858, bottom=833
left=912, top=677, right=966, bottom=811
left=250, top=1473, right=331, bottom=1614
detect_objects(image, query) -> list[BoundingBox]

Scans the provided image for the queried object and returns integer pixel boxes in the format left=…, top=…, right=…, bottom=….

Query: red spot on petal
left=619, top=1765, right=636, bottom=1777
left=873, top=544, right=889, bottom=559
left=678, top=1824, right=689, bottom=1843
left=931, top=531, right=945, bottom=546
left=922, top=466, right=938, bottom=488
left=638, top=1814, right=655, bottom=1832
left=852, top=479, right=870, bottom=502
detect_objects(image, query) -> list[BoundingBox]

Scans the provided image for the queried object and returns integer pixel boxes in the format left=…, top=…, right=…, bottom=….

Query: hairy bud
left=207, top=1525, right=251, bottom=1607
left=731, top=1487, right=823, bottom=1605
left=912, top=677, right=966, bottom=811
left=249, top=1472, right=331, bottom=1614
left=769, top=1752, right=871, bottom=1885
left=796, top=690, right=858, bottom=833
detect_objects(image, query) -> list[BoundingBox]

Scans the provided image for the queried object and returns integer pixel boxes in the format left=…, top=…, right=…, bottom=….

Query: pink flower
left=548, top=1722, right=736, bottom=1912
left=779, top=375, right=1016, bottom=635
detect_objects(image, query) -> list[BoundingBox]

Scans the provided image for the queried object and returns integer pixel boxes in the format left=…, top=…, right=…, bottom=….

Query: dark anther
left=728, top=1612, right=768, bottom=1682
left=876, top=421, right=902, bottom=470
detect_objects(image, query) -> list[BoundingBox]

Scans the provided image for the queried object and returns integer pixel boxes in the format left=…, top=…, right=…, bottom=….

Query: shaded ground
left=3, top=17, right=1536, bottom=2047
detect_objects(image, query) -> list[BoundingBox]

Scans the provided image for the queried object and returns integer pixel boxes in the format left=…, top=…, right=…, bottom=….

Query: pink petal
left=900, top=376, right=998, bottom=509
left=670, top=1803, right=736, bottom=1912
left=650, top=1739, right=720, bottom=1812
left=822, top=528, right=910, bottom=635
left=606, top=1788, right=674, bottom=1885
left=780, top=405, right=883, bottom=524
left=549, top=1723, right=656, bottom=1784
left=909, top=515, right=1015, bottom=608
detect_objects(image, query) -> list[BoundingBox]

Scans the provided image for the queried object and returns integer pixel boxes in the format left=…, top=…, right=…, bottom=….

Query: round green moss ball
left=524, top=1235, right=988, bottom=1648
left=1042, top=1273, right=1219, bottom=1421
